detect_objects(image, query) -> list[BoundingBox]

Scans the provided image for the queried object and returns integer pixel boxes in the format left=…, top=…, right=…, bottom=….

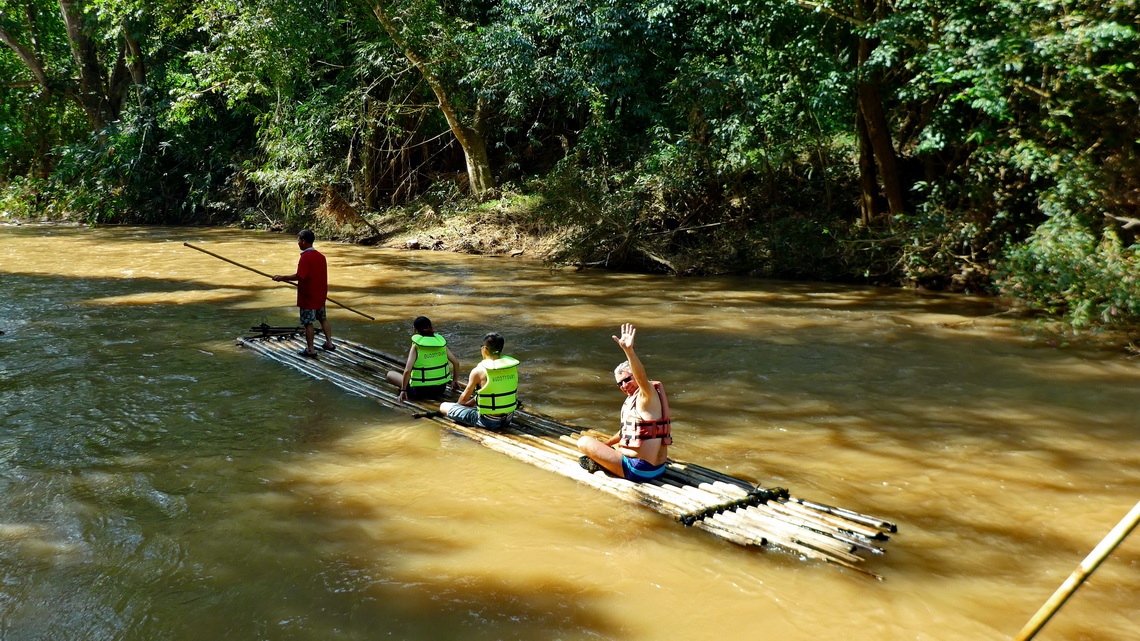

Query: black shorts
left=407, top=384, right=447, bottom=400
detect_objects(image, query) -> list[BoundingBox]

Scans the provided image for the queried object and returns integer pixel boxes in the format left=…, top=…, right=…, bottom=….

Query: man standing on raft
left=578, top=323, right=671, bottom=482
left=272, top=229, right=333, bottom=357
left=439, top=333, right=519, bottom=430
left=387, top=316, right=460, bottom=402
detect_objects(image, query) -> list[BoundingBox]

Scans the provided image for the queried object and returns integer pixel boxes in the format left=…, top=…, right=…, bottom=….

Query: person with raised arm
left=577, top=323, right=672, bottom=482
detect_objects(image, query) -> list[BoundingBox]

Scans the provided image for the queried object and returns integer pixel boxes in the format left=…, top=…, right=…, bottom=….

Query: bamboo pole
left=553, top=444, right=881, bottom=565
left=184, top=242, right=375, bottom=320
left=787, top=497, right=897, bottom=534
left=453, top=426, right=769, bottom=548
left=350, top=345, right=883, bottom=532
left=720, top=499, right=862, bottom=562
left=1013, top=500, right=1140, bottom=641
left=236, top=334, right=894, bottom=574
left=512, top=432, right=793, bottom=548
left=772, top=501, right=889, bottom=545
left=263, top=336, right=859, bottom=527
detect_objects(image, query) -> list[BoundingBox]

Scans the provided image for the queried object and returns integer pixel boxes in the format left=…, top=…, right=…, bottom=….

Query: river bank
left=3, top=212, right=1137, bottom=354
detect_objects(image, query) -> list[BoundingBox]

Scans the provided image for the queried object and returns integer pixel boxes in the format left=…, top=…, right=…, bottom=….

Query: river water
left=0, top=224, right=1136, bottom=641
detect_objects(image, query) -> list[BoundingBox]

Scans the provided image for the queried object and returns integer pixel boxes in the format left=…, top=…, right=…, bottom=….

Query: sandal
left=578, top=456, right=601, bottom=473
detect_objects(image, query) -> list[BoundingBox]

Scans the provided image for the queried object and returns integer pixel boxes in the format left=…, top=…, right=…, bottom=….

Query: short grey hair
left=613, top=361, right=631, bottom=377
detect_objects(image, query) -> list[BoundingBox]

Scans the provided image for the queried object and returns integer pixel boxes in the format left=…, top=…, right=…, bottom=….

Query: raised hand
left=612, top=323, right=636, bottom=351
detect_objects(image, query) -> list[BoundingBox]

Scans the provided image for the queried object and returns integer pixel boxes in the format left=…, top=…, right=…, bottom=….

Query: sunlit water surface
left=1, top=225, right=1137, bottom=641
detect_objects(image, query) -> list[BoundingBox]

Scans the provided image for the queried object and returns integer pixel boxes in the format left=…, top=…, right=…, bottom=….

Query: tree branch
left=1105, top=213, right=1140, bottom=230
left=371, top=2, right=471, bottom=150
left=124, top=28, right=145, bottom=85
left=785, top=0, right=864, bottom=28
left=0, top=24, right=50, bottom=88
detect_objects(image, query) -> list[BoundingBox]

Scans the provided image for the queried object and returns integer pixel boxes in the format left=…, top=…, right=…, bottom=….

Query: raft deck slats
left=237, top=332, right=896, bottom=578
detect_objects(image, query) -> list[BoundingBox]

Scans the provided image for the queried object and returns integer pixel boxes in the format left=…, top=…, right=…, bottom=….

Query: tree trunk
left=464, top=97, right=494, bottom=194
left=856, top=36, right=905, bottom=219
left=372, top=2, right=495, bottom=198
left=59, top=0, right=115, bottom=129
left=0, top=26, right=50, bottom=89
left=3, top=2, right=145, bottom=131
left=855, top=109, right=880, bottom=225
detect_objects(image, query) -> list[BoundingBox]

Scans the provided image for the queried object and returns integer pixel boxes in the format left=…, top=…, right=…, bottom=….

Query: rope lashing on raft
left=678, top=486, right=791, bottom=527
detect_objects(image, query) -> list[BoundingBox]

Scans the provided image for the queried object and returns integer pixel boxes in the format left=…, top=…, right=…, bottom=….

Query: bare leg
left=577, top=436, right=626, bottom=477
left=303, top=323, right=317, bottom=354
left=385, top=371, right=403, bottom=386
left=319, top=319, right=333, bottom=349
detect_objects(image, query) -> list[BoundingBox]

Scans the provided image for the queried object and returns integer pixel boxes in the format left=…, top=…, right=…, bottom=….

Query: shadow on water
left=0, top=268, right=620, bottom=640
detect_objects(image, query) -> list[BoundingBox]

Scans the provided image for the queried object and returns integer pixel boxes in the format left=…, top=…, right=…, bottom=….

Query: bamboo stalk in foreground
left=1014, top=500, right=1140, bottom=641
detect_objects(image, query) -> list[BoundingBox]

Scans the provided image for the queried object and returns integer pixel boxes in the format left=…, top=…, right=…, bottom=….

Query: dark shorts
left=445, top=404, right=512, bottom=431
left=299, top=307, right=326, bottom=325
left=407, top=384, right=447, bottom=400
left=621, top=456, right=666, bottom=482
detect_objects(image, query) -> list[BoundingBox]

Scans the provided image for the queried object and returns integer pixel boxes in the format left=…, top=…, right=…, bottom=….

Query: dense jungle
left=2, top=0, right=1139, bottom=337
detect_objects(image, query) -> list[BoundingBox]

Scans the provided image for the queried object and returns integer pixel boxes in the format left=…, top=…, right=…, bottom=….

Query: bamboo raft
left=236, top=327, right=897, bottom=579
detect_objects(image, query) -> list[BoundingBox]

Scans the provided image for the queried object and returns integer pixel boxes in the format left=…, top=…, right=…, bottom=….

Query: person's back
left=440, top=333, right=518, bottom=430
left=388, top=316, right=460, bottom=402
left=475, top=353, right=520, bottom=417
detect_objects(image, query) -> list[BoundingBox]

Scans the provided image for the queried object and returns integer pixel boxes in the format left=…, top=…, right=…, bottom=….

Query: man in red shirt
left=273, top=229, right=334, bottom=357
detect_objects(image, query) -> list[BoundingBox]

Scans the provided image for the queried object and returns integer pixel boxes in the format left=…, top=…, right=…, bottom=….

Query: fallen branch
left=1104, top=212, right=1140, bottom=230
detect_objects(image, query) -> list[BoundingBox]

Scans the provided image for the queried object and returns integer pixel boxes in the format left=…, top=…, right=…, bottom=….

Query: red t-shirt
left=296, top=248, right=328, bottom=310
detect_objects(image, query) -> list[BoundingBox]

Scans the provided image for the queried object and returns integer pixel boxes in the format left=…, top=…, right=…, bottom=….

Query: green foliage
left=841, top=0, right=1140, bottom=314
left=42, top=94, right=250, bottom=224
left=2, top=0, right=1139, bottom=338
left=1001, top=214, right=1140, bottom=330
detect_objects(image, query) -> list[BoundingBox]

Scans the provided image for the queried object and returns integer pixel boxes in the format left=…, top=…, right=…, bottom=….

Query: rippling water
left=1, top=224, right=1137, bottom=640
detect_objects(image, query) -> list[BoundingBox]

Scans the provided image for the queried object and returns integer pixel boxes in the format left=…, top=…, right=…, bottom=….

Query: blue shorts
left=445, top=404, right=512, bottom=431
left=621, top=456, right=666, bottom=482
left=299, top=307, right=326, bottom=325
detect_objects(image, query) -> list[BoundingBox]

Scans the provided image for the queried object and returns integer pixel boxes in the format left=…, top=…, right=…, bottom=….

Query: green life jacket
left=409, top=334, right=451, bottom=387
left=477, top=356, right=519, bottom=415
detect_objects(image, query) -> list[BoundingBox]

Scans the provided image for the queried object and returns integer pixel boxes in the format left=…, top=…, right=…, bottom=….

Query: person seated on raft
left=577, top=323, right=671, bottom=482
left=387, top=316, right=460, bottom=403
left=439, top=333, right=519, bottom=430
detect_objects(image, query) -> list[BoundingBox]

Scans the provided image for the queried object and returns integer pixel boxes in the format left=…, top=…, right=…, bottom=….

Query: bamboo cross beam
left=183, top=242, right=375, bottom=320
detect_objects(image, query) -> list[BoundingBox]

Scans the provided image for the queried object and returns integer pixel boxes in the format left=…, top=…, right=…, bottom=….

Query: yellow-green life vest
left=477, top=356, right=519, bottom=415
left=410, top=334, right=451, bottom=387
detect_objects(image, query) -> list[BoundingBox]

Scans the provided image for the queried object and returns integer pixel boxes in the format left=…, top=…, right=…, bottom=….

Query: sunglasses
left=616, top=375, right=633, bottom=387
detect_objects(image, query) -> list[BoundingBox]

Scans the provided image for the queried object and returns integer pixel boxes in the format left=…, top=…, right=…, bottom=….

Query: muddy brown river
left=1, top=224, right=1137, bottom=640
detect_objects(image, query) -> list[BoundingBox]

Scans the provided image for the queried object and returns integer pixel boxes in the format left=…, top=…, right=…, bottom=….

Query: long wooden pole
left=183, top=242, right=375, bottom=320
left=1013, top=500, right=1140, bottom=641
